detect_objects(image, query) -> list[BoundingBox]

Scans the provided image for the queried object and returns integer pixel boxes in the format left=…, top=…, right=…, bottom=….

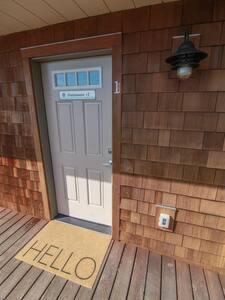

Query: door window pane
left=54, top=68, right=101, bottom=88
left=77, top=71, right=88, bottom=86
left=89, top=70, right=100, bottom=86
left=55, top=73, right=66, bottom=87
left=66, top=72, right=76, bottom=86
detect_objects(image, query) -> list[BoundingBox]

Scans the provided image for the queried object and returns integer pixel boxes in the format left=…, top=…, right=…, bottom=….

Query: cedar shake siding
left=1, top=0, right=225, bottom=272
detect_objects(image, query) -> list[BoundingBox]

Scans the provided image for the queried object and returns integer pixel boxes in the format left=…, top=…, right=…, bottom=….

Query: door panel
left=84, top=102, right=102, bottom=156
left=41, top=55, right=112, bottom=226
left=56, top=102, right=75, bottom=153
left=63, top=166, right=79, bottom=202
left=87, top=168, right=103, bottom=207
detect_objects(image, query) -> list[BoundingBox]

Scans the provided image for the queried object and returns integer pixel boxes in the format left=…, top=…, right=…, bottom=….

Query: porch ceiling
left=0, top=0, right=179, bottom=36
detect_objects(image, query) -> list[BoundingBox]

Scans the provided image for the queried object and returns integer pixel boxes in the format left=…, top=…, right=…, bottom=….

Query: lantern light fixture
left=166, top=32, right=208, bottom=80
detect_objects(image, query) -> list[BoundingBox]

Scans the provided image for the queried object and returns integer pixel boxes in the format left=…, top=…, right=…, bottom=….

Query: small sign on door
left=59, top=90, right=96, bottom=100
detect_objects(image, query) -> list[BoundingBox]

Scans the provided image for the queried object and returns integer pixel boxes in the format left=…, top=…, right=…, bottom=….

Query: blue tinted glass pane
left=89, top=70, right=100, bottom=86
left=66, top=72, right=76, bottom=86
left=55, top=73, right=65, bottom=87
left=77, top=71, right=88, bottom=86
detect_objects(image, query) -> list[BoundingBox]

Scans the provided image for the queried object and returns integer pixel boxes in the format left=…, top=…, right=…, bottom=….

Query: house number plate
left=59, top=90, right=96, bottom=100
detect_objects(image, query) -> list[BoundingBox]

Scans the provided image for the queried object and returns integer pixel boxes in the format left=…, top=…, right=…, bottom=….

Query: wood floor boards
left=110, top=244, right=136, bottom=300
left=190, top=265, right=209, bottom=300
left=205, top=270, right=224, bottom=300
left=144, top=252, right=161, bottom=300
left=40, top=276, right=67, bottom=300
left=0, top=262, right=31, bottom=300
left=0, top=207, right=224, bottom=300
left=0, top=215, right=33, bottom=248
left=0, top=211, right=18, bottom=227
left=57, top=281, right=80, bottom=300
left=0, top=209, right=11, bottom=219
left=161, top=256, right=177, bottom=300
left=127, top=247, right=149, bottom=300
left=176, top=261, right=193, bottom=300
left=0, top=258, right=21, bottom=285
left=23, top=271, right=55, bottom=300
left=92, top=240, right=124, bottom=300
left=219, top=274, right=225, bottom=295
left=6, top=266, right=43, bottom=300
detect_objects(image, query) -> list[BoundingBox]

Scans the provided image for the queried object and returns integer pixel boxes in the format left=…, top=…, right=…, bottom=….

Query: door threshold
left=55, top=214, right=112, bottom=235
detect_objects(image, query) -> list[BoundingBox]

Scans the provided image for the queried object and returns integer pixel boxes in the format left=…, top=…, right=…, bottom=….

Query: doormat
left=15, top=220, right=111, bottom=288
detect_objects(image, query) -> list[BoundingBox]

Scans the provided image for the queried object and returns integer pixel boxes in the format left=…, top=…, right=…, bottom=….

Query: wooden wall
left=1, top=0, right=225, bottom=272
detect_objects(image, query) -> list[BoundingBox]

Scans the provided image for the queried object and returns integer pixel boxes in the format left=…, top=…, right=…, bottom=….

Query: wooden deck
left=0, top=207, right=224, bottom=300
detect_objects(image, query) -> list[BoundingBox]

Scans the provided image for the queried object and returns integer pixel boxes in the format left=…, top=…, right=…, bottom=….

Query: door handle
left=103, top=160, right=112, bottom=167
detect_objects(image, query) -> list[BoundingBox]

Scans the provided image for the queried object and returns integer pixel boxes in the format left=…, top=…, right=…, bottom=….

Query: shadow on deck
left=0, top=206, right=224, bottom=300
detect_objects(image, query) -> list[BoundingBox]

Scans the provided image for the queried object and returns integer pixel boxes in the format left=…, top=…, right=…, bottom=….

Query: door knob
left=103, top=160, right=112, bottom=167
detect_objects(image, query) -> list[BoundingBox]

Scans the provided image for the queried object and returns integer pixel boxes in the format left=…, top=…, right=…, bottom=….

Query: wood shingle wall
left=0, top=51, right=42, bottom=217
left=0, top=0, right=225, bottom=272
left=120, top=0, right=225, bottom=273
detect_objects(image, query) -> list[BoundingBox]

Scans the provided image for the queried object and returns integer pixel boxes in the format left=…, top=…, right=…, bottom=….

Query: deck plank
left=0, top=262, right=31, bottom=300
left=57, top=280, right=80, bottom=300
left=161, top=256, right=177, bottom=300
left=91, top=240, right=124, bottom=300
left=0, top=215, right=32, bottom=248
left=0, top=208, right=223, bottom=300
left=74, top=284, right=93, bottom=300
left=0, top=217, right=35, bottom=256
left=40, top=276, right=67, bottom=300
left=0, top=207, right=5, bottom=213
left=0, top=219, right=47, bottom=269
left=0, top=209, right=11, bottom=219
left=0, top=258, right=21, bottom=285
left=205, top=270, right=224, bottom=300
left=219, top=275, right=225, bottom=296
left=23, top=270, right=55, bottom=300
left=176, top=261, right=193, bottom=300
left=75, top=240, right=114, bottom=300
left=6, top=266, right=43, bottom=300
left=0, top=211, right=18, bottom=228
left=127, top=247, right=149, bottom=300
left=0, top=214, right=24, bottom=235
left=0, top=213, right=25, bottom=236
left=144, top=252, right=161, bottom=300
left=190, top=265, right=209, bottom=300
left=110, top=244, right=136, bottom=300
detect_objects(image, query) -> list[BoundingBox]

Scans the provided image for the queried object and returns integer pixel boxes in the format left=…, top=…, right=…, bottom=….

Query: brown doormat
left=15, top=220, right=111, bottom=288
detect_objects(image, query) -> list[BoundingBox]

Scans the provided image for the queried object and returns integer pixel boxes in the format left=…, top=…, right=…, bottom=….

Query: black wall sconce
left=166, top=32, right=208, bottom=80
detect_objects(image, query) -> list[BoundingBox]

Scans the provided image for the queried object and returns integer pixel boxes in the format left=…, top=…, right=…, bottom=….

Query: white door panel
left=56, top=102, right=76, bottom=153
left=84, top=102, right=102, bottom=156
left=41, top=55, right=112, bottom=225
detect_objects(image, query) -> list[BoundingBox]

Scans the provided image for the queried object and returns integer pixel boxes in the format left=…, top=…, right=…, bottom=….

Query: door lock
left=103, top=160, right=112, bottom=167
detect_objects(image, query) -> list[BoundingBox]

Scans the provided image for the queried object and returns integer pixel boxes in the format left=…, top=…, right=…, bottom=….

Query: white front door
left=41, top=55, right=112, bottom=226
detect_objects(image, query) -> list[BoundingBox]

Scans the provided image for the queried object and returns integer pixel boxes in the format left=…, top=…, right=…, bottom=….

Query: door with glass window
left=41, top=55, right=112, bottom=226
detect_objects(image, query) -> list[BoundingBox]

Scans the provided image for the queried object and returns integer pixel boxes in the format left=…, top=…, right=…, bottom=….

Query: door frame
left=21, top=33, right=122, bottom=240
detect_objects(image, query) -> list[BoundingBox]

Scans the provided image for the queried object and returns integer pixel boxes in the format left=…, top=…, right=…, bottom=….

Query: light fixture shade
left=166, top=32, right=208, bottom=78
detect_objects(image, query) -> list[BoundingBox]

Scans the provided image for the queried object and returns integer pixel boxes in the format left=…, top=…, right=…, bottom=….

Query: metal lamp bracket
left=172, top=33, right=200, bottom=40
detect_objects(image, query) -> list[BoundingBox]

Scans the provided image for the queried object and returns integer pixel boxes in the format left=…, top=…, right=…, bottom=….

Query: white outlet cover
left=158, top=213, right=170, bottom=229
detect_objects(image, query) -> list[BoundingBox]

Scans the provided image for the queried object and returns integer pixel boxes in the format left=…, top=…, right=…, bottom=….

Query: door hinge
left=114, top=80, right=120, bottom=94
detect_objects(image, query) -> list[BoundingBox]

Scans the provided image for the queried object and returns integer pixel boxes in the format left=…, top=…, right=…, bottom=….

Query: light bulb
left=177, top=66, right=192, bottom=80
